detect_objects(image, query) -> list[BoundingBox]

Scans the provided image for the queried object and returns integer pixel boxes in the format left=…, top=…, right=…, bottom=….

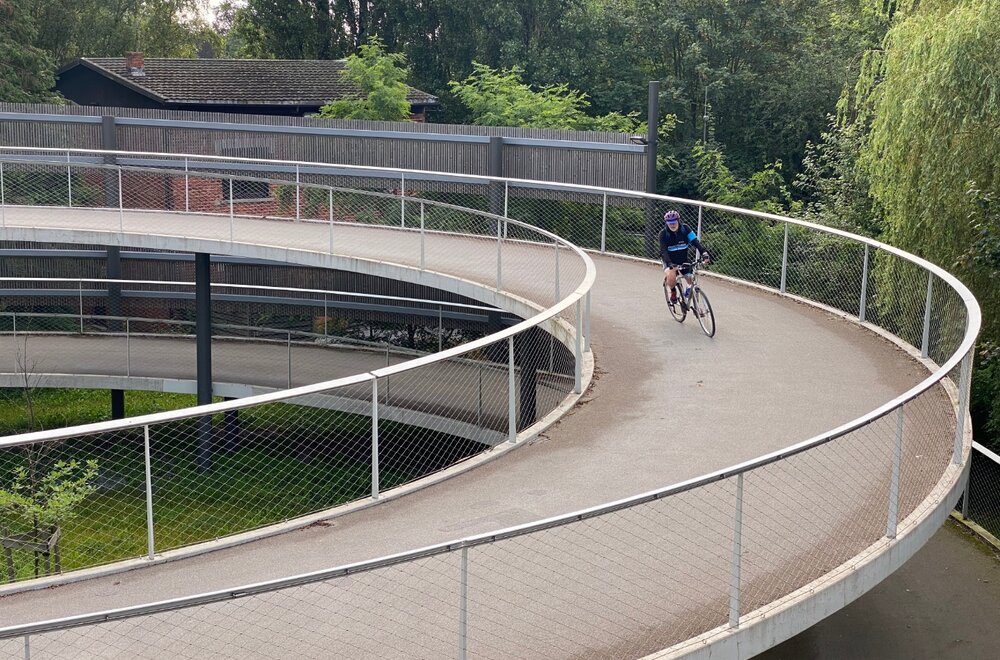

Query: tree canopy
left=315, top=37, right=412, bottom=121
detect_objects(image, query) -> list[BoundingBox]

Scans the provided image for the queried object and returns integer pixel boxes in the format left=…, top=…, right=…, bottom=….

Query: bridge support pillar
left=196, top=252, right=213, bottom=473
left=515, top=327, right=546, bottom=431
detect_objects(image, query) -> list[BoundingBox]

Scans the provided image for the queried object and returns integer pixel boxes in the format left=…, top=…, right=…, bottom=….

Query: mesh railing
left=0, top=147, right=980, bottom=659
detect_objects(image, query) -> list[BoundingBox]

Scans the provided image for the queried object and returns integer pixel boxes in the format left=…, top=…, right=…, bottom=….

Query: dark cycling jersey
left=659, top=223, right=707, bottom=267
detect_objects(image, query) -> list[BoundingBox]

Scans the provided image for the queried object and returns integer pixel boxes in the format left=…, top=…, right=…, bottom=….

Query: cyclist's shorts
left=662, top=261, right=693, bottom=276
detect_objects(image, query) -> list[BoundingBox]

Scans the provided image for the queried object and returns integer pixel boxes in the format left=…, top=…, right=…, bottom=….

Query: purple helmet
left=664, top=210, right=680, bottom=224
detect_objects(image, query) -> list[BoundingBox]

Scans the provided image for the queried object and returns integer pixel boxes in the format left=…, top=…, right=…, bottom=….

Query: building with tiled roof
left=55, top=53, right=439, bottom=120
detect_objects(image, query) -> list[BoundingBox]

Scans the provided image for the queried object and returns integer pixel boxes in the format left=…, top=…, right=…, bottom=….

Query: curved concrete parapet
left=0, top=148, right=980, bottom=659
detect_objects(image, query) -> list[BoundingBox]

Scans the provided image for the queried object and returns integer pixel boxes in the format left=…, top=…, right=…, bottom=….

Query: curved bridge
left=0, top=149, right=979, bottom=659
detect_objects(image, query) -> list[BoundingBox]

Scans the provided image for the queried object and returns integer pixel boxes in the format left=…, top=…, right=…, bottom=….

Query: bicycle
left=663, top=258, right=716, bottom=337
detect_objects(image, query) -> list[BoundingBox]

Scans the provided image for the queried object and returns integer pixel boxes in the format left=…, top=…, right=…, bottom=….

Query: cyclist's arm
left=687, top=229, right=710, bottom=259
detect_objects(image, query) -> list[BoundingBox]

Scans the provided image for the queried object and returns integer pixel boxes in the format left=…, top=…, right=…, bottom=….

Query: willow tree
left=860, top=0, right=1000, bottom=441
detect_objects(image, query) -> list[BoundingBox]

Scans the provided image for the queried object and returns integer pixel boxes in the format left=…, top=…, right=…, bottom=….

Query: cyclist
left=660, top=209, right=711, bottom=303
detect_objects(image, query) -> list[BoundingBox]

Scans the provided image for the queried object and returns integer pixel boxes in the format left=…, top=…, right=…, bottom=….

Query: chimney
left=125, top=52, right=145, bottom=77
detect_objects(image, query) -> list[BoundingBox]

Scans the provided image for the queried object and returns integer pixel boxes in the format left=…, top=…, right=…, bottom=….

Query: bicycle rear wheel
left=664, top=282, right=686, bottom=322
left=692, top=287, right=716, bottom=337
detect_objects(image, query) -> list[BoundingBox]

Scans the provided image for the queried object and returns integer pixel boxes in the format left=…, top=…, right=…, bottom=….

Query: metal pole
left=328, top=187, right=334, bottom=253
left=229, top=179, right=234, bottom=242
left=953, top=350, right=973, bottom=465
left=600, top=194, right=608, bottom=252
left=1, top=161, right=5, bottom=228
left=961, top=457, right=971, bottom=519
left=400, top=173, right=406, bottom=227
left=921, top=273, right=934, bottom=358
left=66, top=151, right=73, bottom=208
left=323, top=295, right=328, bottom=337
left=459, top=546, right=469, bottom=660
left=295, top=164, right=301, bottom=221
left=372, top=377, right=380, bottom=499
left=287, top=331, right=292, bottom=388
left=23, top=635, right=29, bottom=660
left=859, top=245, right=870, bottom=322
left=184, top=158, right=190, bottom=212
left=643, top=81, right=660, bottom=258
left=496, top=220, right=503, bottom=290
left=144, top=425, right=155, bottom=559
left=574, top=299, right=583, bottom=394
left=886, top=408, right=904, bottom=539
left=729, top=473, right=744, bottom=629
left=477, top=363, right=483, bottom=429
left=78, top=281, right=84, bottom=333
left=554, top=243, right=561, bottom=302
left=420, top=202, right=426, bottom=269
left=117, top=167, right=124, bottom=231
left=508, top=336, right=516, bottom=443
left=779, top=223, right=789, bottom=294
left=504, top=180, right=509, bottom=222
left=126, top=318, right=131, bottom=376
left=585, top=291, right=592, bottom=352
left=697, top=206, right=703, bottom=238
left=438, top=306, right=443, bottom=352
left=195, top=253, right=213, bottom=474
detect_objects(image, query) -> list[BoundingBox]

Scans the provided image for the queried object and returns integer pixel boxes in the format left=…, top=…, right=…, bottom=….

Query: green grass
left=0, top=389, right=483, bottom=581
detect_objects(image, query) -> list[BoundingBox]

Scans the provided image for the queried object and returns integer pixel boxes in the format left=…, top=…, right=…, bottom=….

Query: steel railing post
left=117, top=167, right=124, bottom=231
left=287, top=331, right=292, bottom=388
left=477, top=363, right=483, bottom=429
left=22, top=634, right=29, bottom=660
left=78, top=281, right=84, bottom=333
left=66, top=150, right=73, bottom=208
left=126, top=318, right=131, bottom=376
left=229, top=179, right=234, bottom=241
left=600, top=194, right=608, bottom=252
left=400, top=173, right=406, bottom=227
left=953, top=350, right=973, bottom=464
left=144, top=424, right=155, bottom=559
left=554, top=242, right=561, bottom=303
left=887, top=408, right=904, bottom=538
left=504, top=180, right=509, bottom=223
left=295, top=164, right=301, bottom=221
left=184, top=158, right=190, bottom=212
left=584, top=290, right=592, bottom=352
left=1, top=161, right=6, bottom=228
left=729, top=472, right=744, bottom=629
left=574, top=299, right=583, bottom=394
left=438, top=306, right=444, bottom=352
left=496, top=219, right=503, bottom=290
left=921, top=273, right=934, bottom=358
left=961, top=456, right=971, bottom=519
left=420, top=202, right=426, bottom=269
left=323, top=295, right=328, bottom=336
left=859, top=245, right=870, bottom=322
left=459, top=546, right=469, bottom=660
left=697, top=205, right=703, bottom=238
left=372, top=377, right=380, bottom=499
left=328, top=187, right=334, bottom=254
left=779, top=223, right=789, bottom=294
left=508, top=336, right=516, bottom=443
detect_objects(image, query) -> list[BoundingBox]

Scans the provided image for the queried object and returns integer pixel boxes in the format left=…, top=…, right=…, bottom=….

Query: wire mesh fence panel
left=700, top=207, right=784, bottom=289
left=738, top=415, right=898, bottom=618
left=465, top=480, right=737, bottom=659
left=4, top=552, right=464, bottom=659
left=144, top=382, right=373, bottom=555
left=866, top=250, right=928, bottom=348
left=961, top=447, right=1000, bottom=540
left=894, top=386, right=959, bottom=533
left=784, top=227, right=866, bottom=315
left=0, top=427, right=149, bottom=582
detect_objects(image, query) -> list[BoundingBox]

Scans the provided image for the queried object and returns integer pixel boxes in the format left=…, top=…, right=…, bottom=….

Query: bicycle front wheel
left=665, top=282, right=686, bottom=322
left=692, top=287, right=716, bottom=337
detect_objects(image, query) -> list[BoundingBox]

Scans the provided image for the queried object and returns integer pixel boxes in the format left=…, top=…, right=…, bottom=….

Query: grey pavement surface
left=0, top=206, right=967, bottom=656
left=760, top=519, right=1000, bottom=660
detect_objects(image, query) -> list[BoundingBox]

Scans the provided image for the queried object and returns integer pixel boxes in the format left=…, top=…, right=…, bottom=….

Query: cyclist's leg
left=663, top=263, right=678, bottom=289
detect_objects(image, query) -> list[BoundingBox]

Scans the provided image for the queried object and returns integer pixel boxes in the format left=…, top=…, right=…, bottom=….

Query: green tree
left=0, top=0, right=60, bottom=102
left=449, top=63, right=642, bottom=132
left=314, top=37, right=412, bottom=121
